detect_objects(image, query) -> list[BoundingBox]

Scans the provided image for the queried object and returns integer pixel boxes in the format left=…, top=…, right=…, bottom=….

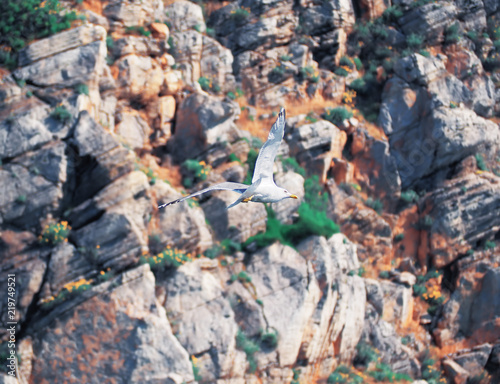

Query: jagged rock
left=421, top=173, right=500, bottom=267
left=164, top=259, right=241, bottom=380
left=379, top=280, right=413, bottom=327
left=71, top=112, right=135, bottom=204
left=455, top=0, right=487, bottom=31
left=359, top=304, right=419, bottom=376
left=30, top=264, right=194, bottom=383
left=299, top=0, right=355, bottom=36
left=443, top=358, right=470, bottom=384
left=380, top=54, right=500, bottom=188
left=115, top=54, right=164, bottom=101
left=170, top=30, right=203, bottom=86
left=286, top=119, right=346, bottom=181
left=202, top=190, right=267, bottom=243
left=42, top=243, right=95, bottom=298
left=70, top=211, right=147, bottom=270
left=227, top=281, right=266, bottom=337
left=327, top=182, right=393, bottom=260
left=296, top=234, right=365, bottom=369
left=246, top=243, right=312, bottom=366
left=451, top=344, right=492, bottom=378
left=398, top=2, right=458, bottom=44
left=14, top=38, right=106, bottom=88
left=164, top=0, right=206, bottom=33
left=393, top=53, right=446, bottom=86
left=17, top=25, right=106, bottom=67
left=152, top=181, right=213, bottom=254
left=70, top=171, right=150, bottom=230
left=0, top=230, right=47, bottom=338
left=162, top=69, right=183, bottom=95
left=0, top=142, right=67, bottom=227
left=230, top=14, right=298, bottom=53
left=201, top=35, right=236, bottom=92
left=114, top=109, right=151, bottom=149
left=147, top=95, right=176, bottom=137
left=435, top=265, right=500, bottom=347
left=167, top=93, right=240, bottom=162
left=82, top=10, right=110, bottom=30
left=272, top=171, right=305, bottom=224
left=112, top=36, right=166, bottom=58
left=103, top=0, right=164, bottom=28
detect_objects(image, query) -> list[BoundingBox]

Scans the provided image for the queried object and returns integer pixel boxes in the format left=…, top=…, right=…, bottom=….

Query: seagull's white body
left=158, top=108, right=297, bottom=209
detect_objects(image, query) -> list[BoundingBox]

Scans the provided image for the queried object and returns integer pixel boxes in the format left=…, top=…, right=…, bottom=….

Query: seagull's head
left=281, top=188, right=298, bottom=200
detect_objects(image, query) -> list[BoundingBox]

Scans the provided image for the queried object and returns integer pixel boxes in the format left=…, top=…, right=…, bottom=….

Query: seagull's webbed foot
left=242, top=196, right=254, bottom=203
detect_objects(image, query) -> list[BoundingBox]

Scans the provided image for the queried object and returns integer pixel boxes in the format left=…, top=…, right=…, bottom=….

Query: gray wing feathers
left=158, top=182, right=248, bottom=209
left=252, top=108, right=286, bottom=183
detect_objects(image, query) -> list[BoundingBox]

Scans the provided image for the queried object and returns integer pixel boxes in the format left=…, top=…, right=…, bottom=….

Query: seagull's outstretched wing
left=158, top=182, right=249, bottom=209
left=252, top=108, right=286, bottom=183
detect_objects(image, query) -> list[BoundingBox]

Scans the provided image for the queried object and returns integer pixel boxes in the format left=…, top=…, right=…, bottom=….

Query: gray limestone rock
left=202, top=190, right=267, bottom=244
left=170, top=30, right=203, bottom=86
left=164, top=259, right=238, bottom=379
left=167, top=93, right=240, bottom=162
left=104, top=0, right=164, bottom=28
left=398, top=2, right=458, bottom=44
left=0, top=142, right=67, bottom=228
left=112, top=36, right=166, bottom=58
left=14, top=40, right=106, bottom=88
left=115, top=54, right=164, bottom=101
left=422, top=173, right=500, bottom=267
left=17, top=25, right=106, bottom=67
left=153, top=181, right=213, bottom=255
left=286, top=119, right=345, bottom=180
left=114, top=110, right=151, bottom=150
left=30, top=264, right=194, bottom=383
left=452, top=344, right=493, bottom=377
left=201, top=35, right=236, bottom=93
left=71, top=212, right=147, bottom=270
left=164, top=0, right=206, bottom=33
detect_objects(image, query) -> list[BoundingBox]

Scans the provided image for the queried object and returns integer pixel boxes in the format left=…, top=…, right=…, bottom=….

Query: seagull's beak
left=290, top=194, right=298, bottom=199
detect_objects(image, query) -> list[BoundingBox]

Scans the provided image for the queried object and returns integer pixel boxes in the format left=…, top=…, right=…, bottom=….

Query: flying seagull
left=158, top=108, right=298, bottom=209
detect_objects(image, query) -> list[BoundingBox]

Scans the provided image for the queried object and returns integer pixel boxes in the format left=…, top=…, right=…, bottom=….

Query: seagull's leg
left=242, top=196, right=254, bottom=203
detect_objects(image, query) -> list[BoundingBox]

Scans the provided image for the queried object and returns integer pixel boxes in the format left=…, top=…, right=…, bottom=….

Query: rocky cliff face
left=0, top=0, right=499, bottom=383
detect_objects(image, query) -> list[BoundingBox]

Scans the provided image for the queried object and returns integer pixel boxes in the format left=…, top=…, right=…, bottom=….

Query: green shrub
left=353, top=57, right=363, bottom=70
left=237, top=271, right=252, bottom=283
left=339, top=56, right=354, bottom=69
left=406, top=33, right=424, bottom=50
left=236, top=330, right=259, bottom=373
left=227, top=91, right=236, bottom=100
left=444, top=23, right=460, bottom=45
left=0, top=0, right=79, bottom=53
left=51, top=104, right=72, bottom=123
left=475, top=153, right=488, bottom=171
left=16, top=194, right=27, bottom=203
left=244, top=148, right=258, bottom=185
left=281, top=54, right=291, bottom=62
left=485, top=240, right=496, bottom=250
left=260, top=329, right=278, bottom=349
left=125, top=25, right=151, bottom=37
left=282, top=157, right=306, bottom=177
left=365, top=198, right=383, bottom=214
left=204, top=245, right=223, bottom=259
left=394, top=233, right=405, bottom=243
left=368, top=363, right=412, bottom=382
left=182, top=159, right=211, bottom=187
left=231, top=7, right=250, bottom=24
left=383, top=5, right=403, bottom=22
left=324, top=107, right=353, bottom=126
left=75, top=83, right=89, bottom=96
left=221, top=238, right=241, bottom=254
left=141, top=247, right=192, bottom=270
left=349, top=78, right=366, bottom=93
left=198, top=76, right=211, bottom=91
left=39, top=221, right=71, bottom=245
left=335, top=67, right=350, bottom=77
left=400, top=189, right=419, bottom=204
left=356, top=341, right=379, bottom=366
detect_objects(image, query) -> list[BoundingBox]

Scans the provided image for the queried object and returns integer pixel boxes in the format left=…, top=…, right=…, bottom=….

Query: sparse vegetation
left=39, top=221, right=71, bottom=245
left=324, top=107, right=353, bottom=126
left=182, top=159, right=212, bottom=188
left=51, top=104, right=72, bottom=124
left=141, top=247, right=193, bottom=271
left=368, top=363, right=412, bottom=382
left=400, top=189, right=419, bottom=204
left=125, top=25, right=151, bottom=37
left=475, top=153, right=488, bottom=171
left=236, top=329, right=259, bottom=373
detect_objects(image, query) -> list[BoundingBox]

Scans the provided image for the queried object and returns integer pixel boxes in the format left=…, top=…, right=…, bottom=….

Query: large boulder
left=164, top=260, right=241, bottom=380
left=29, top=264, right=194, bottom=383
left=164, top=0, right=206, bottom=33
left=104, top=0, right=164, bottom=28
left=421, top=173, right=500, bottom=268
left=167, top=93, right=240, bottom=162
left=170, top=30, right=203, bottom=86
left=0, top=142, right=67, bottom=228
left=152, top=181, right=213, bottom=255
left=379, top=54, right=500, bottom=188
left=201, top=35, right=236, bottom=93
left=115, top=55, right=164, bottom=101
